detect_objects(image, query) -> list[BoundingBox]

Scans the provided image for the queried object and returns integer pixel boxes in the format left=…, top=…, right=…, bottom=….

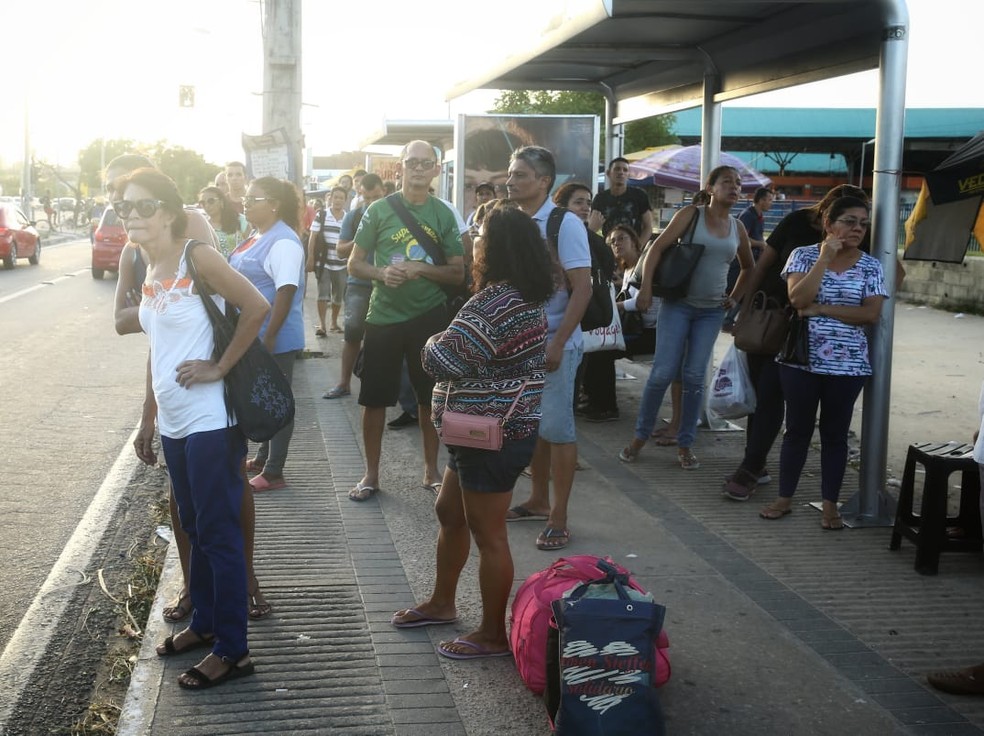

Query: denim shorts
left=343, top=283, right=371, bottom=343
left=538, top=345, right=583, bottom=444
left=447, top=434, right=538, bottom=493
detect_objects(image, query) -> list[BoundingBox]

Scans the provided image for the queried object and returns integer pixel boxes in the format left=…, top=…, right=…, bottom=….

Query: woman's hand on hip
left=175, top=359, right=224, bottom=387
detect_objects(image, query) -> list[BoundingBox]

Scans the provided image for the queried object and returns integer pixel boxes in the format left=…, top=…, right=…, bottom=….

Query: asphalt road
left=0, top=237, right=147, bottom=652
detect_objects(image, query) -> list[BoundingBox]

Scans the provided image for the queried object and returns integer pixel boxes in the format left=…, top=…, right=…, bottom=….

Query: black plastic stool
left=890, top=441, right=981, bottom=575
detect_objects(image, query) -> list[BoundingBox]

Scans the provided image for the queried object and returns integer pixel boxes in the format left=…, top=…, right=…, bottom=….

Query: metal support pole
left=698, top=72, right=737, bottom=431
left=839, top=1, right=909, bottom=528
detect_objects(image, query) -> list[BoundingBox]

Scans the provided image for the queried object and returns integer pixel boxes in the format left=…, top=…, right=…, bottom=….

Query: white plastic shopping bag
left=708, top=344, right=756, bottom=419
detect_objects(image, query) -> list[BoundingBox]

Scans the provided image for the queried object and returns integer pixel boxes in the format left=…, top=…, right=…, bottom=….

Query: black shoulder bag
left=184, top=240, right=296, bottom=442
left=546, top=207, right=614, bottom=332
left=385, top=193, right=469, bottom=315
left=651, top=208, right=705, bottom=301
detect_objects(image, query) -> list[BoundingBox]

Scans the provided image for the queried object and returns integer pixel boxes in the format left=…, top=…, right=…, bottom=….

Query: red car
left=91, top=207, right=127, bottom=279
left=0, top=204, right=40, bottom=269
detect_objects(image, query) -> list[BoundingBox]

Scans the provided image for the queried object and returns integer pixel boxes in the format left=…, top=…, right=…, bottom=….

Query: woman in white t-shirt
left=122, top=167, right=269, bottom=690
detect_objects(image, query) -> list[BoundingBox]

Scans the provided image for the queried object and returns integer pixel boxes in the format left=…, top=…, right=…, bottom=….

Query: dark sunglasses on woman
left=113, top=199, right=165, bottom=219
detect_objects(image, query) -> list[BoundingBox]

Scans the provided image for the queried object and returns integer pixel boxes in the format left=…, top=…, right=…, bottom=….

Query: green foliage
left=77, top=139, right=222, bottom=203
left=489, top=90, right=677, bottom=157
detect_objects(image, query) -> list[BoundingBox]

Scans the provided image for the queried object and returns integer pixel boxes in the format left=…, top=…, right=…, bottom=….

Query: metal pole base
left=808, top=490, right=897, bottom=528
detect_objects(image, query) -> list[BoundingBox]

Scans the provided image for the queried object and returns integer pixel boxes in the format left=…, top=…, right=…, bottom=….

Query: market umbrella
left=627, top=145, right=771, bottom=192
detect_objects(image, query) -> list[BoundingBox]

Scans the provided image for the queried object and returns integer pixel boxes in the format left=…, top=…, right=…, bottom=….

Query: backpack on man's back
left=546, top=207, right=616, bottom=332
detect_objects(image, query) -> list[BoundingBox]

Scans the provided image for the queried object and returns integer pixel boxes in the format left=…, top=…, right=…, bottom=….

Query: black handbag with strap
left=184, top=240, right=296, bottom=443
left=651, top=208, right=705, bottom=301
left=385, top=193, right=470, bottom=314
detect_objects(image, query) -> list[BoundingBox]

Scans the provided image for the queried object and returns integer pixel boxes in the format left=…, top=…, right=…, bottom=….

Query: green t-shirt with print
left=353, top=194, right=464, bottom=325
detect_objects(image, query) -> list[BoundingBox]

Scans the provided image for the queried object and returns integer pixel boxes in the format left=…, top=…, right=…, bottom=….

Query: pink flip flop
left=249, top=475, right=286, bottom=492
left=437, top=638, right=512, bottom=660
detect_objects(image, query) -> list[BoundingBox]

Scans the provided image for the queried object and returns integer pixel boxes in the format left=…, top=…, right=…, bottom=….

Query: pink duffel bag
left=510, top=555, right=671, bottom=695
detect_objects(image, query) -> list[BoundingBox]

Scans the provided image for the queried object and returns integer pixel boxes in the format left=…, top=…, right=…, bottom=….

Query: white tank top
left=138, top=251, right=231, bottom=439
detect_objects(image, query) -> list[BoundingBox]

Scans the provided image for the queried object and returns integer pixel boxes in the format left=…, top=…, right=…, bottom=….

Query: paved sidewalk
left=118, top=310, right=984, bottom=736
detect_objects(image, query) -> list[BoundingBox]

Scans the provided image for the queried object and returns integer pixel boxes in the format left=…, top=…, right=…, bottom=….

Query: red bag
left=510, top=555, right=671, bottom=696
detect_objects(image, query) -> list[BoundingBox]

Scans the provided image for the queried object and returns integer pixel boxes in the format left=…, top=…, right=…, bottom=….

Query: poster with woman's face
left=455, top=114, right=599, bottom=216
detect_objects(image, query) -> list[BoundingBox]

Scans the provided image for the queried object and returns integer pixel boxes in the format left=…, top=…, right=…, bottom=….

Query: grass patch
left=71, top=479, right=171, bottom=736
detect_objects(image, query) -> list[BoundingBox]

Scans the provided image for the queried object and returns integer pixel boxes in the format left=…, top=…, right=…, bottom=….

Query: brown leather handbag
left=732, top=290, right=791, bottom=356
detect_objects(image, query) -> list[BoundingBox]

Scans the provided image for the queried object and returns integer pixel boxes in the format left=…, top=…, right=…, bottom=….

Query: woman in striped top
left=759, top=196, right=887, bottom=529
left=390, top=204, right=556, bottom=661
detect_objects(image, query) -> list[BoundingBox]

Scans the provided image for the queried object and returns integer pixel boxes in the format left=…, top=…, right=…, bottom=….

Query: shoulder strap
left=386, top=193, right=446, bottom=266
left=546, top=206, right=567, bottom=249
left=683, top=207, right=701, bottom=244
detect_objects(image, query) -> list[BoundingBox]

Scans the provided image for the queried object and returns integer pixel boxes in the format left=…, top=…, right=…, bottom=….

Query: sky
left=0, top=0, right=979, bottom=172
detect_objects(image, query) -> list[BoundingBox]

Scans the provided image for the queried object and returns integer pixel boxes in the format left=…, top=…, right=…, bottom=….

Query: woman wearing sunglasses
left=229, top=177, right=306, bottom=493
left=758, top=196, right=887, bottom=529
left=197, top=186, right=248, bottom=258
left=118, top=167, right=269, bottom=689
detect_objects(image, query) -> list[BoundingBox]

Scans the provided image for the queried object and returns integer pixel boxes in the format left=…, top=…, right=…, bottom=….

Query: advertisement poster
left=453, top=114, right=599, bottom=219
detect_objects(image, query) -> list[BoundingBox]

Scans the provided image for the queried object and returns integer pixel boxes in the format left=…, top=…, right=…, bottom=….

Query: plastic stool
left=889, top=441, right=981, bottom=575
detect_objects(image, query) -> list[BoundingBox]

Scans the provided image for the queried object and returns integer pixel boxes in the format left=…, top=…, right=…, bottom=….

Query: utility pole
left=21, top=102, right=31, bottom=216
left=262, top=0, right=303, bottom=185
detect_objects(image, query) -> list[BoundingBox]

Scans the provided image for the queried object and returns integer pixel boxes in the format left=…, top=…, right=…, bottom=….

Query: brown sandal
left=247, top=578, right=273, bottom=619
left=162, top=592, right=193, bottom=623
left=759, top=501, right=792, bottom=520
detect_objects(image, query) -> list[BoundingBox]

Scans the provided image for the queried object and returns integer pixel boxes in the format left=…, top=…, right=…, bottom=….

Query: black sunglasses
left=113, top=198, right=166, bottom=219
left=198, top=196, right=219, bottom=207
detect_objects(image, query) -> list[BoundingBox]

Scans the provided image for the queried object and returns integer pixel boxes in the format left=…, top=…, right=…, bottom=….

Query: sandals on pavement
left=821, top=514, right=845, bottom=531
left=759, top=501, right=793, bottom=520
left=178, top=654, right=255, bottom=690
left=349, top=481, right=379, bottom=502
left=162, top=592, right=193, bottom=623
left=506, top=505, right=549, bottom=522
left=927, top=664, right=984, bottom=695
left=536, top=526, right=571, bottom=551
left=437, top=637, right=512, bottom=660
left=156, top=628, right=215, bottom=657
left=250, top=475, right=287, bottom=493
left=247, top=579, right=273, bottom=619
left=314, top=327, right=327, bottom=337
left=618, top=446, right=639, bottom=463
left=322, top=386, right=350, bottom=399
left=678, top=448, right=700, bottom=470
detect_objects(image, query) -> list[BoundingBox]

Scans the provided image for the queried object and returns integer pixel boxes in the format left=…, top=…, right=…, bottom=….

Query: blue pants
left=634, top=300, right=724, bottom=448
left=778, top=365, right=866, bottom=503
left=252, top=350, right=297, bottom=476
left=162, top=427, right=248, bottom=660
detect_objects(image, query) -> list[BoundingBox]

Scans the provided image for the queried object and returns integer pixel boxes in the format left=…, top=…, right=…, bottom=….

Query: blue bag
left=547, top=560, right=666, bottom=735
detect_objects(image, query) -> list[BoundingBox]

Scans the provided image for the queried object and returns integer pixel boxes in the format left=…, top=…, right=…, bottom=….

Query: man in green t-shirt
left=347, top=140, right=464, bottom=502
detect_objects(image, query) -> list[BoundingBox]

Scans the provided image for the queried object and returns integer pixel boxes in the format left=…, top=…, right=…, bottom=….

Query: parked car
left=91, top=206, right=127, bottom=279
left=0, top=204, right=40, bottom=269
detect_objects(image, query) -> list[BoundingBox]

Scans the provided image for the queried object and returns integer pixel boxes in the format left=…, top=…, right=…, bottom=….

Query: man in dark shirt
left=737, top=187, right=774, bottom=260
left=588, top=157, right=653, bottom=242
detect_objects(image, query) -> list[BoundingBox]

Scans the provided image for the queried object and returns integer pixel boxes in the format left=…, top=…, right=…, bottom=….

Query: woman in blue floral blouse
left=759, top=196, right=887, bottom=529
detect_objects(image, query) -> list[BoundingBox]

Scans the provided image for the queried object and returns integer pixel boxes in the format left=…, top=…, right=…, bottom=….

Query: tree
left=489, top=90, right=677, bottom=158
left=77, top=138, right=222, bottom=203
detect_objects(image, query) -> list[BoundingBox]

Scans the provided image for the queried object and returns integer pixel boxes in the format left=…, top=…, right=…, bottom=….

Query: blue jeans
left=162, top=427, right=248, bottom=660
left=634, top=301, right=725, bottom=448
